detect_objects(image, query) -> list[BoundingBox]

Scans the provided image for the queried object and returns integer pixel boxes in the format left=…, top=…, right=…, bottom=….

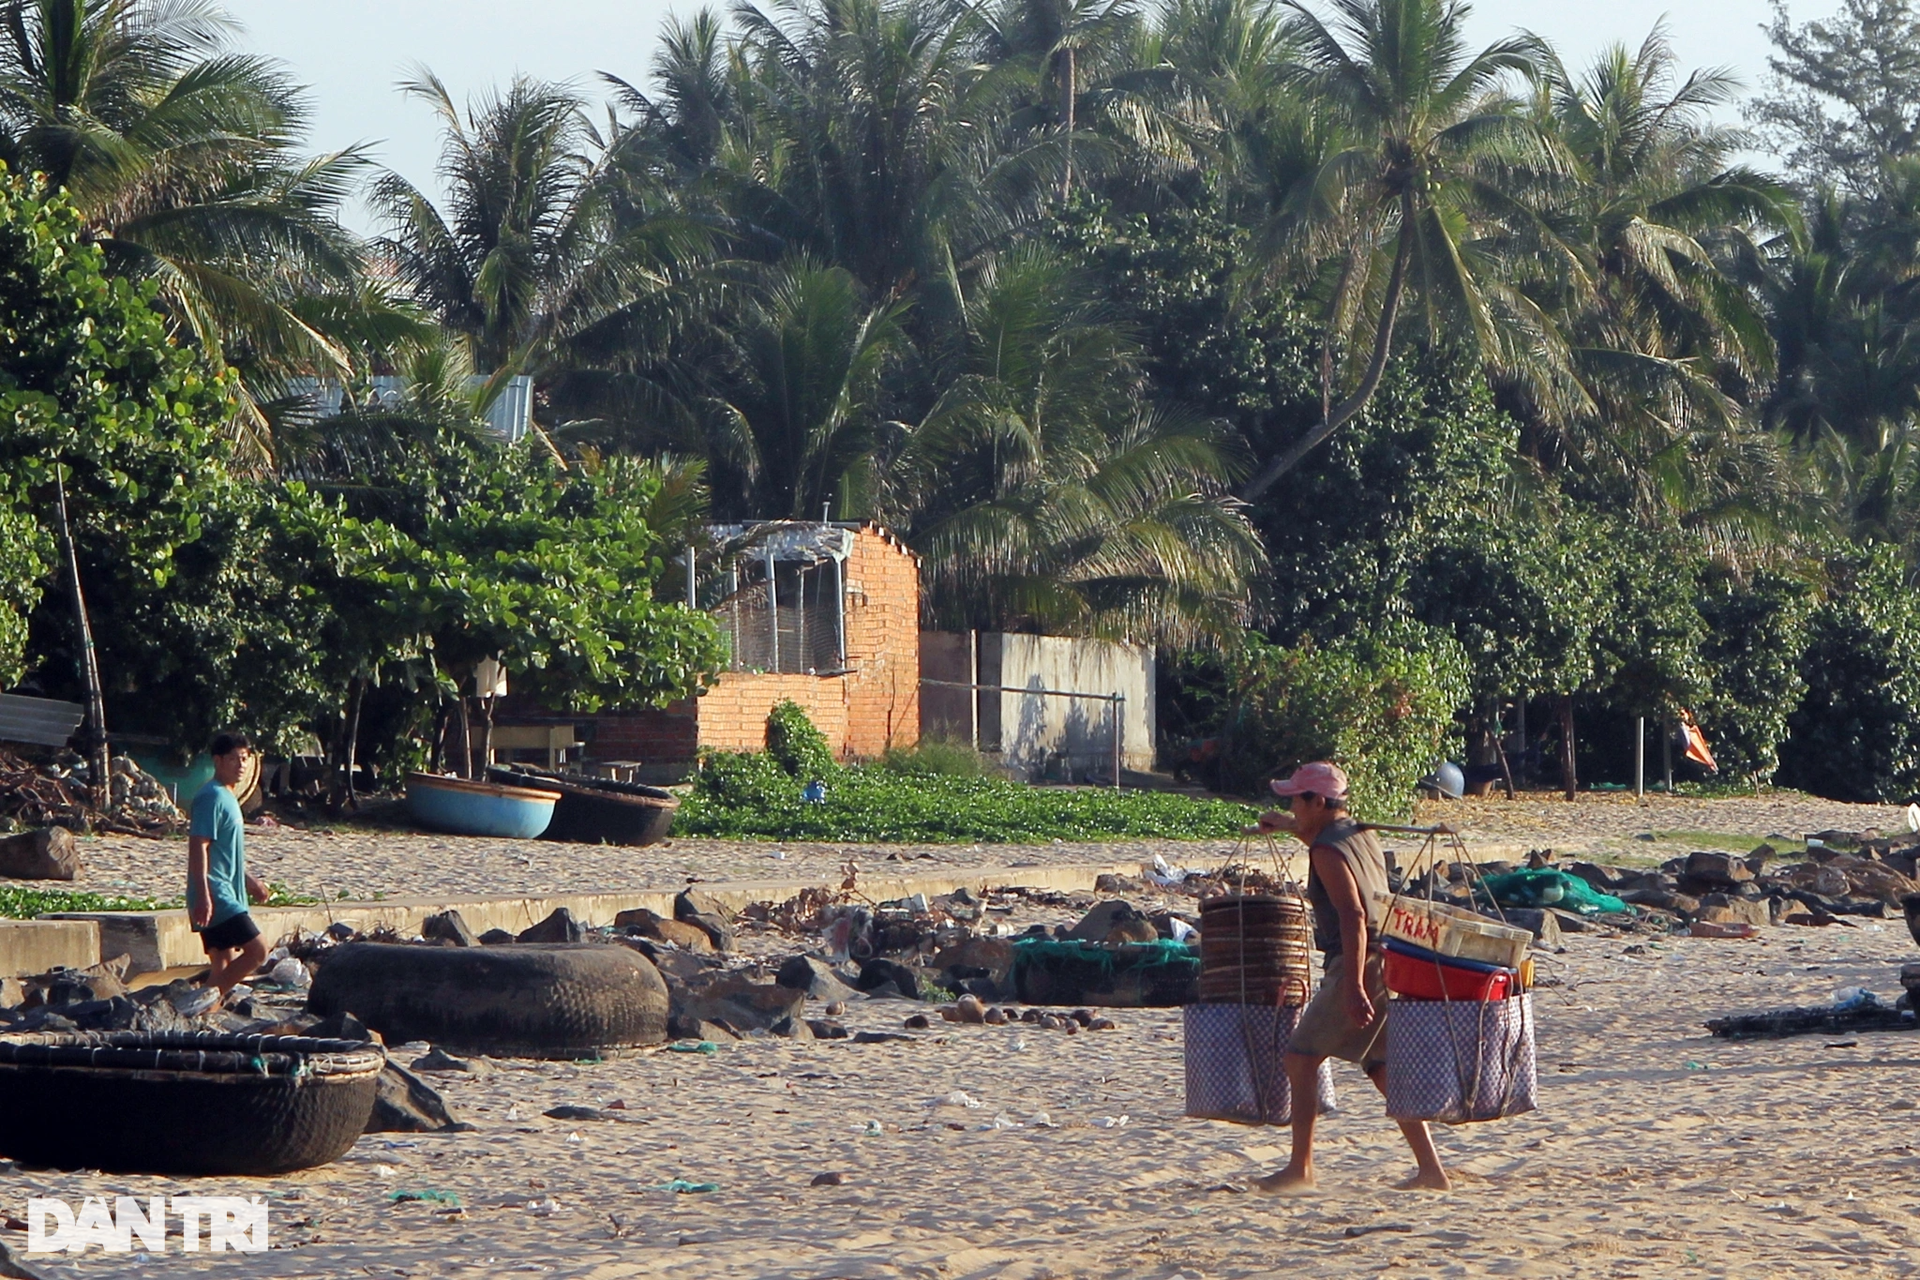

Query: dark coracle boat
left=487, top=765, right=679, bottom=846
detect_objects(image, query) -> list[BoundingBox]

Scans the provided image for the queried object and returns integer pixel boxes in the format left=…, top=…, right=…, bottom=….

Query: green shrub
left=879, top=738, right=991, bottom=778
left=1780, top=546, right=1920, bottom=802
left=765, top=699, right=837, bottom=779
left=686, top=705, right=1252, bottom=842
left=1167, top=626, right=1468, bottom=820
left=1696, top=567, right=1813, bottom=783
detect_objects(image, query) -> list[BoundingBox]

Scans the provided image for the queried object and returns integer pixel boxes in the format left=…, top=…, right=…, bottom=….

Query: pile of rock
left=106, top=756, right=185, bottom=824
left=1599, top=841, right=1920, bottom=929
left=0, top=955, right=260, bottom=1036
left=912, top=996, right=1117, bottom=1033
left=1392, top=836, right=1920, bottom=939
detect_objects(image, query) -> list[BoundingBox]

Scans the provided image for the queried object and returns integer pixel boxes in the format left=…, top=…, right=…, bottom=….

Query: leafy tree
left=1748, top=0, right=1920, bottom=197
left=1780, top=544, right=1920, bottom=801
left=272, top=418, right=728, bottom=779
left=0, top=169, right=327, bottom=751
left=1696, top=566, right=1813, bottom=783
left=1163, top=624, right=1467, bottom=817
left=0, top=0, right=379, bottom=457
left=0, top=491, right=46, bottom=687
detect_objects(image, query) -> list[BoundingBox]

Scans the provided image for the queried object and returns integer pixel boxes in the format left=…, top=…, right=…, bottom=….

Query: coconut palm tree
left=1516, top=28, right=1798, bottom=523
left=722, top=0, right=1056, bottom=302
left=702, top=258, right=907, bottom=518
left=0, top=0, right=380, bottom=459
left=371, top=72, right=606, bottom=378
left=979, top=0, right=1142, bottom=198
left=372, top=69, right=718, bottom=447
left=1236, top=0, right=1560, bottom=500
left=893, top=244, right=1265, bottom=641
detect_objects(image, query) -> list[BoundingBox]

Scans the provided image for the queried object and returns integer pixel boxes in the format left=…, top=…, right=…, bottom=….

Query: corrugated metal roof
left=709, top=522, right=856, bottom=564
left=0, top=693, right=83, bottom=748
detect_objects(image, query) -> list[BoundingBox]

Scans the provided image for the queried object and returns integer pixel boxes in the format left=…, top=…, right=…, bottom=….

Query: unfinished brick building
left=556, top=522, right=921, bottom=776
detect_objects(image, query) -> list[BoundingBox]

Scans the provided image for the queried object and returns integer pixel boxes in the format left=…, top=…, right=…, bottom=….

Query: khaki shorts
left=1288, top=949, right=1388, bottom=1070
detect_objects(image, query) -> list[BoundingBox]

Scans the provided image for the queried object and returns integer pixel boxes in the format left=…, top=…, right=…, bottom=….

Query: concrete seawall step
left=0, top=919, right=101, bottom=979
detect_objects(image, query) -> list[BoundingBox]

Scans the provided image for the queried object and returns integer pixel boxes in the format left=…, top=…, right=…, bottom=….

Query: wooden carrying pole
left=53, top=468, right=111, bottom=810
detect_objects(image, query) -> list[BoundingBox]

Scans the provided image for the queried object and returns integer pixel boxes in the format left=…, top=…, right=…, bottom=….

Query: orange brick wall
left=834, top=524, right=920, bottom=758
left=693, top=672, right=852, bottom=754
left=584, top=524, right=921, bottom=765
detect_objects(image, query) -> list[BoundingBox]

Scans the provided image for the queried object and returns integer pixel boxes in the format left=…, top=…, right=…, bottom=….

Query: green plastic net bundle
left=1473, top=869, right=1630, bottom=916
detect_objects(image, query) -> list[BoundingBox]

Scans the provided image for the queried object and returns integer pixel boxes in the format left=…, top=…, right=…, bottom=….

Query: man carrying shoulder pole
left=1251, top=761, right=1450, bottom=1193
left=187, top=732, right=270, bottom=1003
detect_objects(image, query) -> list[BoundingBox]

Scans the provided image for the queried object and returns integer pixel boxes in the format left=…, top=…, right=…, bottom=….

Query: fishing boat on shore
left=405, top=772, right=557, bottom=839
left=487, top=765, right=679, bottom=846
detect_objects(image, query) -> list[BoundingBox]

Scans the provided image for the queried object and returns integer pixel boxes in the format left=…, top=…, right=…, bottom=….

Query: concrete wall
left=0, top=919, right=101, bottom=979
left=580, top=524, right=921, bottom=766
left=922, top=632, right=1155, bottom=779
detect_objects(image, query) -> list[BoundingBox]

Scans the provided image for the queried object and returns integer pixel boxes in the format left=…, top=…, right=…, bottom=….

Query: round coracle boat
left=0, top=1031, right=384, bottom=1175
left=406, top=771, right=557, bottom=838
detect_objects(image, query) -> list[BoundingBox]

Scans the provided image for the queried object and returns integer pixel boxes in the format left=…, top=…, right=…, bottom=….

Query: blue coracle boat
left=406, top=772, right=557, bottom=839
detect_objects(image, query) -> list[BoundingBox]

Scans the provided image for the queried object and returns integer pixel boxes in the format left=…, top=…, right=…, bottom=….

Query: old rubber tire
left=0, top=1032, right=382, bottom=1175
left=308, top=942, right=670, bottom=1058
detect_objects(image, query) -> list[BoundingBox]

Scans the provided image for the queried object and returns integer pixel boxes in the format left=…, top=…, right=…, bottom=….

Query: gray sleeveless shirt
left=1305, top=818, right=1390, bottom=956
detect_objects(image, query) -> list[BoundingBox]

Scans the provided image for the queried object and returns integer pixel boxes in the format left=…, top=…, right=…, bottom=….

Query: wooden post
left=1558, top=695, right=1577, bottom=801
left=343, top=676, right=366, bottom=809
left=1515, top=694, right=1528, bottom=786
left=53, top=468, right=110, bottom=811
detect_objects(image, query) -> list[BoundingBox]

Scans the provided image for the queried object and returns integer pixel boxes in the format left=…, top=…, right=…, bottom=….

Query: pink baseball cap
left=1270, top=761, right=1349, bottom=798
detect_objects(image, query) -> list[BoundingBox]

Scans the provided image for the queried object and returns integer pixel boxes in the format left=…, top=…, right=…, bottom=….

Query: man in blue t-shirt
left=188, top=731, right=269, bottom=1000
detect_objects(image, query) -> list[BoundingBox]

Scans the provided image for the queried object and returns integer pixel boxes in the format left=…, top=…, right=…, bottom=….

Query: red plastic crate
left=1384, top=947, right=1514, bottom=1001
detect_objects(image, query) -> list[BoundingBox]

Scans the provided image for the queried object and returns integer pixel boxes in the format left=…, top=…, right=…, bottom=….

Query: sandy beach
left=61, top=789, right=1915, bottom=907
left=9, top=791, right=1920, bottom=1278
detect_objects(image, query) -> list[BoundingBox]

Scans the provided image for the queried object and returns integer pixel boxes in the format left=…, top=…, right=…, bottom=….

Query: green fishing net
left=1474, top=869, right=1630, bottom=916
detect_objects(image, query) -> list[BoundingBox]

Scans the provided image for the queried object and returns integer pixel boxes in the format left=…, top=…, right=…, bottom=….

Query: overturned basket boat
left=0, top=1031, right=383, bottom=1175
left=488, top=766, right=679, bottom=846
left=308, top=942, right=671, bottom=1058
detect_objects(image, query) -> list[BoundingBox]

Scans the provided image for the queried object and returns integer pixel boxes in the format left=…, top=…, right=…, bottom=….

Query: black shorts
left=197, top=912, right=261, bottom=953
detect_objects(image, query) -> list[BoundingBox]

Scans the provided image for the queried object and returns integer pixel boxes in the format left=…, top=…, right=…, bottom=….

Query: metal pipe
left=1112, top=692, right=1123, bottom=791
left=685, top=547, right=696, bottom=608
left=765, top=546, right=779, bottom=673
left=832, top=553, right=845, bottom=667
left=966, top=630, right=978, bottom=751
left=1635, top=716, right=1645, bottom=799
left=919, top=679, right=1123, bottom=701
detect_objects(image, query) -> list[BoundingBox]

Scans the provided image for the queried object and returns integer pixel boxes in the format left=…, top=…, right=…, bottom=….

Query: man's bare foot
left=1253, top=1167, right=1318, bottom=1195
left=1393, top=1168, right=1451, bottom=1192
